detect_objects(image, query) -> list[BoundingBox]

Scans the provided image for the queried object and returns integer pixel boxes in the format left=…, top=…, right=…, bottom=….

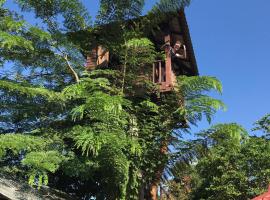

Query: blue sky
left=184, top=0, right=270, bottom=135
left=4, top=0, right=270, bottom=135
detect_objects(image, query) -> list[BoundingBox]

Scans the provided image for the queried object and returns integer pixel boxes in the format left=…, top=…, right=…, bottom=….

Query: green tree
left=0, top=0, right=225, bottom=199
left=169, top=122, right=270, bottom=200
left=253, top=113, right=270, bottom=135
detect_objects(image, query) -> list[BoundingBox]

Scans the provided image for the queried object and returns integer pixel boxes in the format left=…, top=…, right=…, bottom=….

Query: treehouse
left=85, top=9, right=198, bottom=92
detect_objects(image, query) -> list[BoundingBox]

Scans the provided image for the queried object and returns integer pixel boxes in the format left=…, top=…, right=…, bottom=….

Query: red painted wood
left=159, top=61, right=162, bottom=83
left=164, top=34, right=172, bottom=88
left=86, top=48, right=97, bottom=70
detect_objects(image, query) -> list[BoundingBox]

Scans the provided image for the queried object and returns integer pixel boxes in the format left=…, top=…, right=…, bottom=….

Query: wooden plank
left=152, top=62, right=156, bottom=83
left=86, top=48, right=97, bottom=70
left=159, top=61, right=162, bottom=83
left=164, top=34, right=172, bottom=87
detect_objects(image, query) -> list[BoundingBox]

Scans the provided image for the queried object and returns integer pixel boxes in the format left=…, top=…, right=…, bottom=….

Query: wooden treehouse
left=85, top=9, right=198, bottom=93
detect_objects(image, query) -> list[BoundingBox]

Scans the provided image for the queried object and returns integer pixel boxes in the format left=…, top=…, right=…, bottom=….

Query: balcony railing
left=152, top=60, right=173, bottom=92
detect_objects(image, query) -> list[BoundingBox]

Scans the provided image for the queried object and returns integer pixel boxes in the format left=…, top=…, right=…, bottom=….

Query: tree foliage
left=97, top=0, right=145, bottom=24
left=0, top=0, right=250, bottom=200
left=253, top=113, right=270, bottom=135
left=169, top=122, right=270, bottom=200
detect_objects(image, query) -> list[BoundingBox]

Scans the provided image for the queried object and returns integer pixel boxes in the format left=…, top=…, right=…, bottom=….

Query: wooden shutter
left=86, top=48, right=98, bottom=70
left=86, top=46, right=109, bottom=70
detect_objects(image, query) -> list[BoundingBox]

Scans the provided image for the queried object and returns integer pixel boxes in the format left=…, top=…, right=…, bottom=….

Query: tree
left=168, top=122, right=270, bottom=200
left=253, top=113, right=270, bottom=135
left=0, top=0, right=225, bottom=199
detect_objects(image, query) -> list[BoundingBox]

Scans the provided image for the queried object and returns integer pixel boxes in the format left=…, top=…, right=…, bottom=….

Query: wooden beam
left=152, top=62, right=155, bottom=83
left=164, top=34, right=172, bottom=86
left=159, top=61, right=162, bottom=83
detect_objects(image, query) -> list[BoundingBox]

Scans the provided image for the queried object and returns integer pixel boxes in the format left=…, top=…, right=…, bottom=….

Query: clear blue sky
left=4, top=0, right=270, bottom=135
left=184, top=0, right=270, bottom=135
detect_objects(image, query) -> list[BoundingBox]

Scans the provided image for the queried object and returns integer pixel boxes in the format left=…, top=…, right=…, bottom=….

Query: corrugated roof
left=252, top=187, right=270, bottom=200
left=0, top=174, right=77, bottom=200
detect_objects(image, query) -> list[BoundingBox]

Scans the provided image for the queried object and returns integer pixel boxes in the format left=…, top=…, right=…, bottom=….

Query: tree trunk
left=148, top=141, right=168, bottom=200
left=139, top=183, right=145, bottom=200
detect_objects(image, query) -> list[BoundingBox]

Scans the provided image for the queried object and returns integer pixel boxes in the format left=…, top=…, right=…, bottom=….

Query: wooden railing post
left=164, top=34, right=172, bottom=87
left=158, top=61, right=162, bottom=83
left=152, top=63, right=155, bottom=83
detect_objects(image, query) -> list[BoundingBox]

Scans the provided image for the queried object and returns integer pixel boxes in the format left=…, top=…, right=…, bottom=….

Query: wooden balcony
left=86, top=42, right=176, bottom=93
left=152, top=60, right=174, bottom=92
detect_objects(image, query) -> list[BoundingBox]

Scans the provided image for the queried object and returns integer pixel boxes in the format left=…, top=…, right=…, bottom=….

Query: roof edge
left=178, top=8, right=199, bottom=75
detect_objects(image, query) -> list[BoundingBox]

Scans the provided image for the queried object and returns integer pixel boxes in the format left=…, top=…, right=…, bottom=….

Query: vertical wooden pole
left=152, top=63, right=155, bottom=83
left=164, top=34, right=172, bottom=87
left=149, top=35, right=172, bottom=200
left=159, top=61, right=162, bottom=83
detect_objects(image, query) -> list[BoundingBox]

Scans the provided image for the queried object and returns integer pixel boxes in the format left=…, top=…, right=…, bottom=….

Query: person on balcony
left=168, top=41, right=188, bottom=76
left=171, top=41, right=187, bottom=59
left=162, top=40, right=187, bottom=59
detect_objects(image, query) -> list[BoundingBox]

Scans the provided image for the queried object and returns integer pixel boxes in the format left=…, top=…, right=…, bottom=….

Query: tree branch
left=63, top=54, right=80, bottom=83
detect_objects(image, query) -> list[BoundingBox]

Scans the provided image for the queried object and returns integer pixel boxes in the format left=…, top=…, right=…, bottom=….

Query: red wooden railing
left=152, top=60, right=173, bottom=92
left=153, top=60, right=165, bottom=83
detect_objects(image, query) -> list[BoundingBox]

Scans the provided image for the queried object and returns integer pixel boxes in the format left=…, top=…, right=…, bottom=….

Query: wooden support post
left=159, top=61, right=162, bottom=83
left=152, top=63, right=155, bottom=83
left=164, top=34, right=172, bottom=87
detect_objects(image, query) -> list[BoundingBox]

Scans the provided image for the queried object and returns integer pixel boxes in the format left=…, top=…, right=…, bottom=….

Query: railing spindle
left=159, top=61, right=162, bottom=83
left=153, top=63, right=155, bottom=83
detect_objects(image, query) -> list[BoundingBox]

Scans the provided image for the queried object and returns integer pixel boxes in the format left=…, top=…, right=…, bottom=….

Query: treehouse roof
left=252, top=187, right=270, bottom=200
left=148, top=9, right=198, bottom=75
left=69, top=9, right=198, bottom=76
left=0, top=174, right=77, bottom=200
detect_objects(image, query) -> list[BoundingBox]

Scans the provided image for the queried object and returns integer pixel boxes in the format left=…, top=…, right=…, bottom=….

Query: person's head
left=174, top=41, right=182, bottom=51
